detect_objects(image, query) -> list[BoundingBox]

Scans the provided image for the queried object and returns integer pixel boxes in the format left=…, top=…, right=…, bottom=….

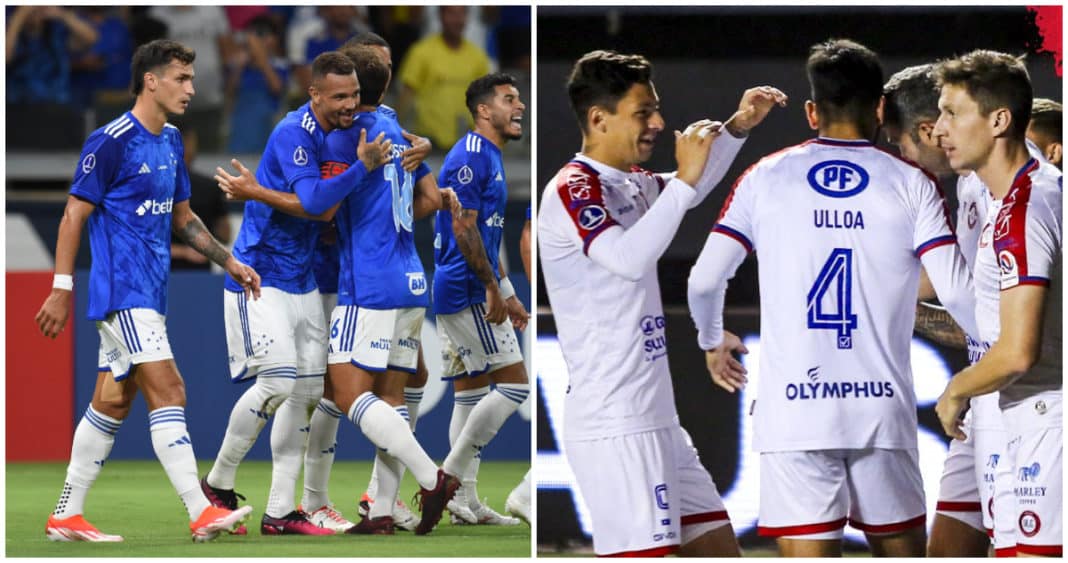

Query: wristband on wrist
left=498, top=276, right=516, bottom=300
left=53, top=273, right=73, bottom=291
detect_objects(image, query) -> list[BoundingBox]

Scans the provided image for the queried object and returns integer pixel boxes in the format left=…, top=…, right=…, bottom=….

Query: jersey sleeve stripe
left=915, top=234, right=956, bottom=257
left=1013, top=276, right=1051, bottom=287
left=992, top=173, right=1035, bottom=283
left=712, top=224, right=753, bottom=253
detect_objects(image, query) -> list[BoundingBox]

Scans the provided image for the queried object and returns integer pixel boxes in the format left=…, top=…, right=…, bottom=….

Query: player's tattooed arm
left=173, top=200, right=262, bottom=299
left=453, top=208, right=507, bottom=324
left=914, top=301, right=967, bottom=349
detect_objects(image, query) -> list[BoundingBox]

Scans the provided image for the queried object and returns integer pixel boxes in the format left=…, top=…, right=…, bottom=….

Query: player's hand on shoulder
left=357, top=129, right=393, bottom=171
left=400, top=130, right=431, bottom=172
left=215, top=158, right=257, bottom=202
left=36, top=288, right=72, bottom=339
left=505, top=296, right=529, bottom=331
left=225, top=257, right=262, bottom=301
left=674, top=120, right=722, bottom=187
left=725, top=86, right=788, bottom=137
left=705, top=330, right=749, bottom=393
left=483, top=286, right=508, bottom=325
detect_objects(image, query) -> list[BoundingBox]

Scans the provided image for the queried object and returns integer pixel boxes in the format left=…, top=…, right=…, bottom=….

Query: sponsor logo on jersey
left=807, top=160, right=870, bottom=198
left=1019, top=511, right=1042, bottom=537
left=105, top=347, right=121, bottom=363
left=458, top=165, right=474, bottom=185
left=293, top=146, right=309, bottom=166
left=577, top=205, right=608, bottom=230
left=81, top=153, right=96, bottom=174
left=785, top=380, right=895, bottom=400
left=138, top=162, right=152, bottom=174
left=1018, top=462, right=1041, bottom=481
left=484, top=213, right=505, bottom=228
left=320, top=161, right=349, bottom=178
left=998, top=250, right=1019, bottom=286
left=397, top=337, right=419, bottom=350
left=566, top=171, right=593, bottom=201
left=640, top=315, right=668, bottom=362
left=370, top=338, right=391, bottom=351
left=654, top=484, right=669, bottom=509
left=813, top=209, right=865, bottom=229
left=407, top=272, right=427, bottom=295
left=136, top=198, right=174, bottom=216
left=986, top=453, right=1000, bottom=468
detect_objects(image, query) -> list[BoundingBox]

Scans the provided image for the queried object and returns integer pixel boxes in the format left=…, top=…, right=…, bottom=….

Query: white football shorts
left=437, top=303, right=522, bottom=379
left=564, top=425, right=730, bottom=556
left=224, top=287, right=326, bottom=381
left=758, top=448, right=926, bottom=539
left=971, top=392, right=1015, bottom=554
left=1002, top=390, right=1062, bottom=556
left=328, top=306, right=422, bottom=373
left=96, top=308, right=173, bottom=380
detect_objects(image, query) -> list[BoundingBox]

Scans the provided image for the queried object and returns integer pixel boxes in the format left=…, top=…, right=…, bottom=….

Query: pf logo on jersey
left=293, top=146, right=308, bottom=166
left=807, top=160, right=870, bottom=198
left=577, top=205, right=608, bottom=230
left=407, top=272, right=427, bottom=295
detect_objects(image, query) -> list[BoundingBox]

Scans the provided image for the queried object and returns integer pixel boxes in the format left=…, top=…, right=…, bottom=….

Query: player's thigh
left=1004, top=393, right=1062, bottom=555
left=437, top=307, right=523, bottom=378
left=131, top=358, right=186, bottom=411
left=758, top=450, right=849, bottom=540
left=409, top=346, right=428, bottom=387
left=224, top=287, right=298, bottom=381
left=294, top=289, right=327, bottom=377
left=96, top=308, right=174, bottom=381
left=89, top=369, right=138, bottom=419
left=564, top=429, right=682, bottom=556
left=845, top=448, right=926, bottom=534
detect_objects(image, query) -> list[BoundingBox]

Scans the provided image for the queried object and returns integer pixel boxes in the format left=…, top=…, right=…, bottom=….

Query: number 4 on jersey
left=806, top=248, right=858, bottom=349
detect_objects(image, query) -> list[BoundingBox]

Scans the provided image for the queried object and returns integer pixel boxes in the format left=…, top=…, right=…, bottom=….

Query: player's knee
left=91, top=395, right=133, bottom=420
left=410, top=365, right=429, bottom=387
left=256, top=372, right=298, bottom=399
left=492, top=362, right=529, bottom=385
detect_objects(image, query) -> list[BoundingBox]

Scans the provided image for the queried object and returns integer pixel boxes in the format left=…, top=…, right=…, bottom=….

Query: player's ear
left=589, top=106, right=606, bottom=134
left=143, top=71, right=156, bottom=92
left=804, top=100, right=819, bottom=131
left=916, top=122, right=937, bottom=147
left=990, top=107, right=1012, bottom=137
left=1046, top=142, right=1062, bottom=168
left=875, top=95, right=886, bottom=127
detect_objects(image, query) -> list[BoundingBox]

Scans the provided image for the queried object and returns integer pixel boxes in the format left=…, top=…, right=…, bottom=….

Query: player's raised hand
left=439, top=187, right=461, bottom=214
left=505, top=295, right=529, bottom=331
left=705, top=330, right=749, bottom=393
left=35, top=288, right=72, bottom=338
left=725, top=86, right=788, bottom=136
left=400, top=131, right=431, bottom=172
left=357, top=129, right=393, bottom=171
left=935, top=384, right=968, bottom=440
left=483, top=286, right=508, bottom=325
left=225, top=257, right=262, bottom=301
left=215, top=159, right=260, bottom=202
left=674, top=120, right=721, bottom=187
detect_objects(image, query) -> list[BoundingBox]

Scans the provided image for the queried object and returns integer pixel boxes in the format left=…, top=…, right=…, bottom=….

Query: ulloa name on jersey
left=813, top=209, right=865, bottom=229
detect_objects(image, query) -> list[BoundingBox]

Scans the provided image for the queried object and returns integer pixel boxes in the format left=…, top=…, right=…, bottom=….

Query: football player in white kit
left=932, top=50, right=1062, bottom=558
left=539, top=49, right=786, bottom=557
left=1027, top=98, right=1062, bottom=169
left=688, top=39, right=980, bottom=557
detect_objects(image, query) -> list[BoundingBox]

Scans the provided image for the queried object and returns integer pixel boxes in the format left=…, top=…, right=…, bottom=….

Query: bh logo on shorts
left=807, top=160, right=870, bottom=198
left=1020, top=510, right=1042, bottom=537
left=407, top=272, right=427, bottom=295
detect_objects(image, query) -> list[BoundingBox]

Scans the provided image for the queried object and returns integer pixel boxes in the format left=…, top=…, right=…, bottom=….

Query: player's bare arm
left=172, top=200, right=262, bottom=300
left=519, top=219, right=531, bottom=282
left=914, top=302, right=967, bottom=349
left=705, top=330, right=749, bottom=393
left=723, top=86, right=788, bottom=137
left=453, top=207, right=506, bottom=324
left=35, top=195, right=94, bottom=338
left=412, top=173, right=443, bottom=220
left=499, top=259, right=529, bottom=331
left=400, top=130, right=431, bottom=172
left=935, top=284, right=1047, bottom=439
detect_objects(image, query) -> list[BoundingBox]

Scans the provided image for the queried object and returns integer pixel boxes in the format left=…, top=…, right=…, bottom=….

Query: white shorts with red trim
left=565, top=424, right=730, bottom=556
left=96, top=308, right=173, bottom=380
left=758, top=448, right=926, bottom=539
left=935, top=408, right=984, bottom=531
left=1002, top=390, right=1062, bottom=557
left=971, top=392, right=1015, bottom=552
left=328, top=306, right=423, bottom=373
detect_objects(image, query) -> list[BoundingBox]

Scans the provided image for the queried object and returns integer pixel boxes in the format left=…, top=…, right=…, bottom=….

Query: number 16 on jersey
left=807, top=248, right=858, bottom=349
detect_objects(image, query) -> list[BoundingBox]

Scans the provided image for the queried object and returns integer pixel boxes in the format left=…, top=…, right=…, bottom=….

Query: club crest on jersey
left=81, top=153, right=96, bottom=174
left=407, top=272, right=427, bottom=295
left=577, top=205, right=608, bottom=230
left=966, top=201, right=979, bottom=229
left=807, top=160, right=869, bottom=198
left=458, top=165, right=474, bottom=185
left=1020, top=511, right=1042, bottom=537
left=293, top=146, right=309, bottom=166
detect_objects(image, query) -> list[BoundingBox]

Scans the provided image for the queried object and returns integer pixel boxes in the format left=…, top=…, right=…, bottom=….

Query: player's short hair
left=343, top=31, right=390, bottom=49
left=1029, top=97, right=1062, bottom=142
left=130, top=39, right=196, bottom=96
left=311, top=51, right=356, bottom=85
left=465, top=72, right=518, bottom=120
left=883, top=64, right=939, bottom=141
left=807, top=39, right=884, bottom=125
left=567, top=50, right=653, bottom=134
left=934, top=50, right=1032, bottom=140
left=341, top=45, right=390, bottom=105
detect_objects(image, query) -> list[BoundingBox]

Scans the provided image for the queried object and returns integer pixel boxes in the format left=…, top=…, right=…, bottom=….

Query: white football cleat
left=305, top=504, right=356, bottom=532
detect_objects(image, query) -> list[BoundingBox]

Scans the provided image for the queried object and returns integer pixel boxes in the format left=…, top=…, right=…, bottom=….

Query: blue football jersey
left=312, top=222, right=340, bottom=294
left=70, top=112, right=190, bottom=321
left=226, top=101, right=324, bottom=294
left=322, top=106, right=432, bottom=309
left=433, top=131, right=508, bottom=314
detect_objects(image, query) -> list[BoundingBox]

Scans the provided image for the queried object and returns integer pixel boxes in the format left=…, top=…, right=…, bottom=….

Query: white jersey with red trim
left=956, top=172, right=991, bottom=269
left=538, top=155, right=689, bottom=440
left=973, top=158, right=1062, bottom=409
left=714, top=137, right=959, bottom=451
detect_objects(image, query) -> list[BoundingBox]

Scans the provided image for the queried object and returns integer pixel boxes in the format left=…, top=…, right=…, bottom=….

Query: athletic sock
left=265, top=391, right=315, bottom=518
left=207, top=371, right=295, bottom=490
left=302, top=398, right=343, bottom=510
left=54, top=405, right=122, bottom=518
left=449, top=386, right=490, bottom=447
left=348, top=392, right=438, bottom=490
left=443, top=383, right=529, bottom=479
left=368, top=407, right=409, bottom=519
left=149, top=406, right=209, bottom=520
left=404, top=386, right=424, bottom=431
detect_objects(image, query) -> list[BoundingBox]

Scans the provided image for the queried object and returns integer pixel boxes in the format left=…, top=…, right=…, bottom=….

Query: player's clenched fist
left=725, top=85, right=788, bottom=137
left=674, top=119, right=722, bottom=187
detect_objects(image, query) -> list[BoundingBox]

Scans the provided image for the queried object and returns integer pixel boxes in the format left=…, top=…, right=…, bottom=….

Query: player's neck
left=975, top=140, right=1032, bottom=200
left=817, top=122, right=871, bottom=141
left=309, top=103, right=334, bottom=134
left=474, top=124, right=506, bottom=150
left=579, top=139, right=631, bottom=172
left=130, top=98, right=167, bottom=135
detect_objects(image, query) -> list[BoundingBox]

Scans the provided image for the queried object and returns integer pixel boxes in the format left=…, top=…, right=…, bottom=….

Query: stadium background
left=535, top=5, right=1062, bottom=554
left=7, top=6, right=531, bottom=469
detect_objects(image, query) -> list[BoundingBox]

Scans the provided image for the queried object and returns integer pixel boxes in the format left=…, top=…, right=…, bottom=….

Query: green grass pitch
left=8, top=460, right=530, bottom=557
